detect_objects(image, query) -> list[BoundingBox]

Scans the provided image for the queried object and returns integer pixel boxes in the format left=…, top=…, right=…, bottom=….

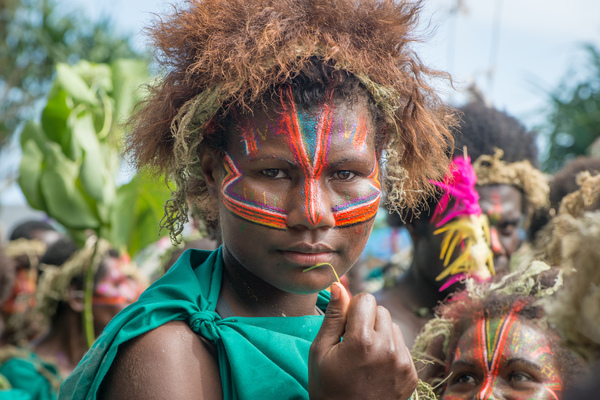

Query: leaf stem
left=302, top=263, right=341, bottom=283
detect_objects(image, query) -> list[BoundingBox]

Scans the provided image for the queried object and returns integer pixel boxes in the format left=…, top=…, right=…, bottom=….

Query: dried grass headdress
left=127, top=0, right=456, bottom=241
left=537, top=171, right=600, bottom=363
left=473, top=148, right=550, bottom=215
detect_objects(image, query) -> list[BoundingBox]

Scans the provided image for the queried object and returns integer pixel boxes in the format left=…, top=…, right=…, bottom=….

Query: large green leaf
left=41, top=89, right=79, bottom=160
left=19, top=124, right=46, bottom=211
left=112, top=173, right=171, bottom=257
left=111, top=59, right=148, bottom=127
left=55, top=63, right=99, bottom=106
left=20, top=120, right=48, bottom=152
left=73, top=110, right=106, bottom=202
left=40, top=144, right=100, bottom=230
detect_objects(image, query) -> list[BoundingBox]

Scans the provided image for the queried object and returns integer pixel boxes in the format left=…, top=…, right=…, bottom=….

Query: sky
left=1, top=0, right=600, bottom=208
left=55, top=0, right=600, bottom=123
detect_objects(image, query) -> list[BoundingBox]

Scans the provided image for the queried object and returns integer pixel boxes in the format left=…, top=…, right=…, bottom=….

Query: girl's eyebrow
left=246, top=155, right=297, bottom=166
left=505, top=358, right=543, bottom=372
left=327, top=157, right=373, bottom=169
left=449, top=359, right=478, bottom=369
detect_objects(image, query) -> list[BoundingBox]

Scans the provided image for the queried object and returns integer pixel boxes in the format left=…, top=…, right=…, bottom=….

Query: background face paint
left=220, top=89, right=381, bottom=230
left=443, top=313, right=563, bottom=400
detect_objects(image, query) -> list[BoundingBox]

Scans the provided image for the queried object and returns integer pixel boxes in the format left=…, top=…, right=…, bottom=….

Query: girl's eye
left=508, top=371, right=535, bottom=383
left=333, top=171, right=356, bottom=180
left=452, top=373, right=477, bottom=385
left=261, top=169, right=287, bottom=179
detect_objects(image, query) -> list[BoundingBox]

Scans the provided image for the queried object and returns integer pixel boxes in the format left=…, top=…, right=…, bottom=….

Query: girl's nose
left=286, top=179, right=336, bottom=230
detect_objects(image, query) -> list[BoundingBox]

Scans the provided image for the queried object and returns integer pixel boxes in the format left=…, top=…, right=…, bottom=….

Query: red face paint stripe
left=352, top=116, right=369, bottom=153
left=476, top=317, right=495, bottom=399
left=282, top=87, right=333, bottom=226
left=333, top=198, right=379, bottom=226
left=477, top=309, right=520, bottom=399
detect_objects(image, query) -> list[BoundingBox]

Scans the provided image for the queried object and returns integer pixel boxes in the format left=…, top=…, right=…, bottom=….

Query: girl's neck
left=220, top=250, right=321, bottom=318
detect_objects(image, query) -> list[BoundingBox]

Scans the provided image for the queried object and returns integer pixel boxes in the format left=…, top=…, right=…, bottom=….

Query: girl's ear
left=200, top=149, right=221, bottom=195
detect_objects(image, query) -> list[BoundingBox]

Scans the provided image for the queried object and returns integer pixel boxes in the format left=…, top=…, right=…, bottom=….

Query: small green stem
left=302, top=263, right=340, bottom=283
left=83, top=237, right=101, bottom=349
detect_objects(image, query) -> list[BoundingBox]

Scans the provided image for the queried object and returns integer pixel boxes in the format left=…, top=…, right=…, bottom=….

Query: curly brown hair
left=126, top=0, right=456, bottom=239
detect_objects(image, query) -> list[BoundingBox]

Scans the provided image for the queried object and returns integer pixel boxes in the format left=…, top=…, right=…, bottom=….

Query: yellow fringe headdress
left=429, top=153, right=494, bottom=289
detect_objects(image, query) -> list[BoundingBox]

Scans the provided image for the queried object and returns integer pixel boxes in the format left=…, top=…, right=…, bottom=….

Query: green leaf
left=73, top=111, right=105, bottom=202
left=40, top=144, right=100, bottom=230
left=111, top=59, right=148, bottom=126
left=20, top=121, right=48, bottom=152
left=56, top=63, right=99, bottom=106
left=111, top=173, right=171, bottom=257
left=41, top=89, right=78, bottom=160
left=19, top=128, right=46, bottom=211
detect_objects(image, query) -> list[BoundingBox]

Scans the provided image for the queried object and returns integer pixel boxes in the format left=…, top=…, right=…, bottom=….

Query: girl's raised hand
left=309, top=283, right=417, bottom=400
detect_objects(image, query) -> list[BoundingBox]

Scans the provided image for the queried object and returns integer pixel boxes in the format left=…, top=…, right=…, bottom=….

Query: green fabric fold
left=60, top=247, right=330, bottom=399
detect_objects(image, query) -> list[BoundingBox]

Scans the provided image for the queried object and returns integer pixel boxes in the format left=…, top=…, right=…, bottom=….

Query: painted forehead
left=453, top=315, right=557, bottom=369
left=221, top=88, right=381, bottom=230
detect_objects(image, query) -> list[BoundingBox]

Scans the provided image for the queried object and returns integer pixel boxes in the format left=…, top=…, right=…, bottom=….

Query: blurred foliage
left=0, top=0, right=144, bottom=148
left=19, top=60, right=170, bottom=257
left=540, top=43, right=600, bottom=172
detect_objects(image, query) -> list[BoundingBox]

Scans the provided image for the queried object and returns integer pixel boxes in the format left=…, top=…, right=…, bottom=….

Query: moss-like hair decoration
left=35, top=238, right=112, bottom=322
left=472, top=148, right=550, bottom=212
left=543, top=211, right=600, bottom=363
left=533, top=171, right=600, bottom=363
left=557, top=171, right=600, bottom=218
left=126, top=0, right=456, bottom=241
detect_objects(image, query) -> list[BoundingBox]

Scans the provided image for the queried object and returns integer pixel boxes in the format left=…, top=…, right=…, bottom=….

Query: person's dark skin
left=477, top=184, right=525, bottom=275
left=375, top=214, right=455, bottom=348
left=34, top=256, right=140, bottom=377
left=100, top=96, right=417, bottom=399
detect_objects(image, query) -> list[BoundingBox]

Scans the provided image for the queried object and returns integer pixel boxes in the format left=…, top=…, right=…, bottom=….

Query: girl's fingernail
left=330, top=282, right=341, bottom=300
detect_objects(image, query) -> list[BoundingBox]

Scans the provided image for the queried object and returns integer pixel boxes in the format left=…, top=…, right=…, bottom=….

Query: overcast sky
left=1, top=0, right=600, bottom=207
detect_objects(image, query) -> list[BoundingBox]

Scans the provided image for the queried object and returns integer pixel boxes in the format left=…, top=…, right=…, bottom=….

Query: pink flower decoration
left=430, top=156, right=481, bottom=227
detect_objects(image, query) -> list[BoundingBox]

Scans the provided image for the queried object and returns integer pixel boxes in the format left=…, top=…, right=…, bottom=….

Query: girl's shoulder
left=99, top=321, right=222, bottom=400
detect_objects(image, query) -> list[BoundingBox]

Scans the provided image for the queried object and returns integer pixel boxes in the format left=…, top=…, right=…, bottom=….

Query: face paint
left=1, top=267, right=37, bottom=314
left=485, top=190, right=503, bottom=226
left=220, top=86, right=381, bottom=230
left=443, top=307, right=563, bottom=400
left=92, top=256, right=143, bottom=307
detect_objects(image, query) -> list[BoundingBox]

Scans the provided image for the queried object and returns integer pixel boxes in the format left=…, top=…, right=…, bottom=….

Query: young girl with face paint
left=414, top=280, right=585, bottom=400
left=59, top=0, right=456, bottom=398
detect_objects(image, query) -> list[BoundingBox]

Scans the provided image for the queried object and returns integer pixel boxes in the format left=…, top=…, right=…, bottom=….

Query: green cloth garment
left=0, top=389, right=31, bottom=400
left=60, top=247, right=330, bottom=399
left=0, top=348, right=61, bottom=400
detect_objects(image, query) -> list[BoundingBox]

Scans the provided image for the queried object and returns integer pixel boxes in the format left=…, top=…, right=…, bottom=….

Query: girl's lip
left=279, top=251, right=334, bottom=266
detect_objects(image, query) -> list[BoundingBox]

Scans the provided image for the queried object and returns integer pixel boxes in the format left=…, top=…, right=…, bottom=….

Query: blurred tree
left=540, top=43, right=600, bottom=172
left=0, top=0, right=143, bottom=148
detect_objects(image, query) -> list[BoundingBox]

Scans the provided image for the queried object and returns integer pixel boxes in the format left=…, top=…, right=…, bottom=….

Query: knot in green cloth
left=188, top=310, right=222, bottom=341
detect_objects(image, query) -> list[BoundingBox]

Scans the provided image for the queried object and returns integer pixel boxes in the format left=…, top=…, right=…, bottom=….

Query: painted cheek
left=332, top=161, right=381, bottom=227
left=220, top=153, right=288, bottom=230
